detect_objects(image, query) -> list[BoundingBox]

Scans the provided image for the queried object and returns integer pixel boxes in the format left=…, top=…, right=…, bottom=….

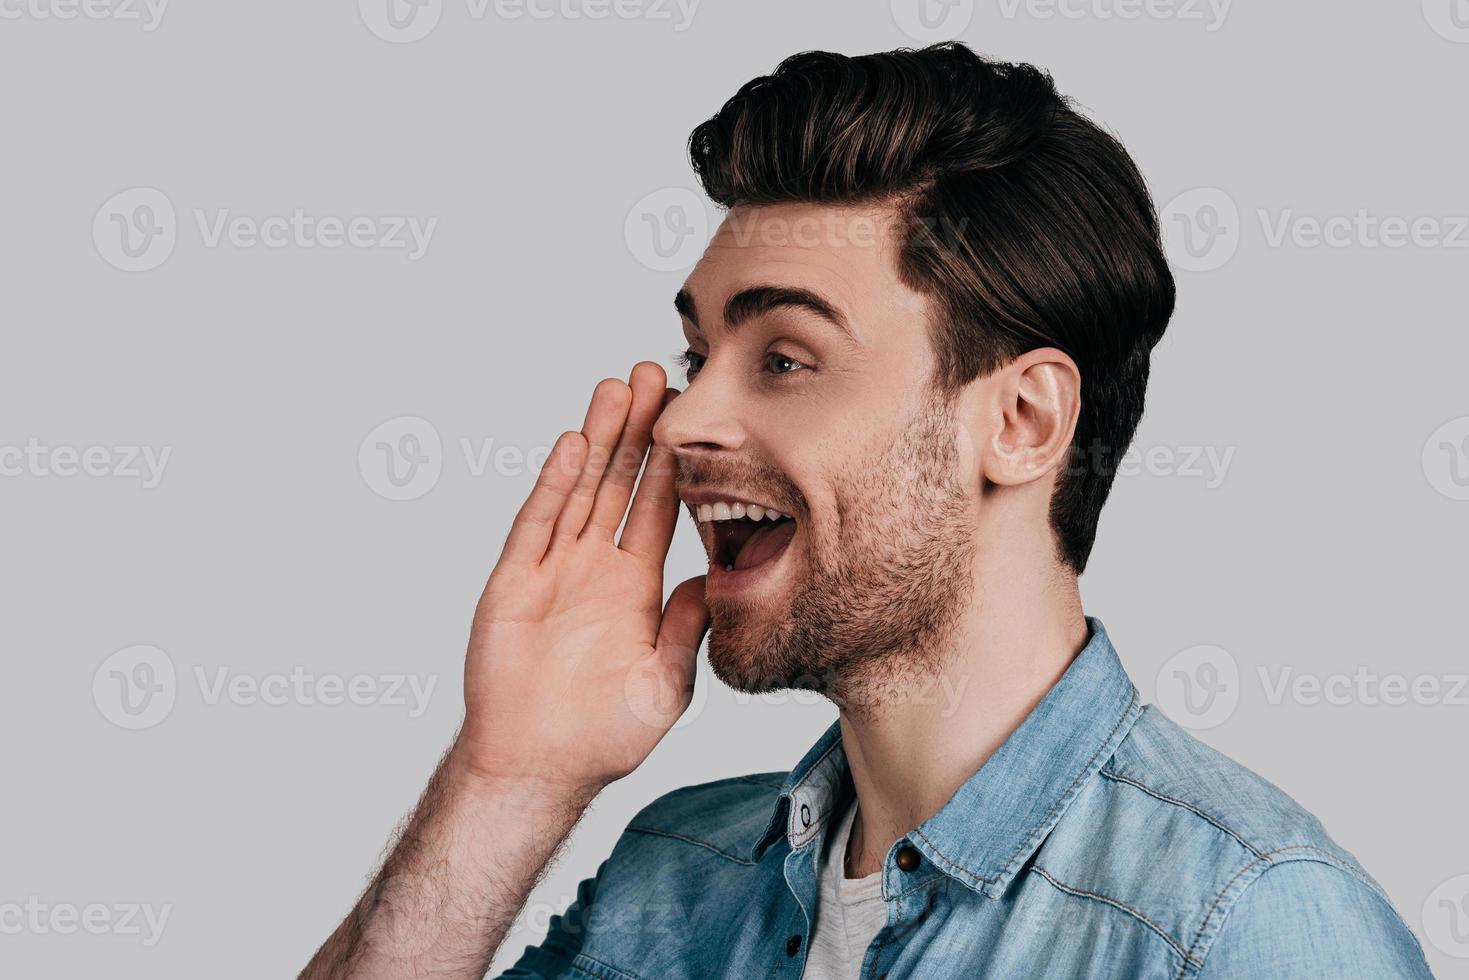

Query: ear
left=978, top=348, right=1081, bottom=488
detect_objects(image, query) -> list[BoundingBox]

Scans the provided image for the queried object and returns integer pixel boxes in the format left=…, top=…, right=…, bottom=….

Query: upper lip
left=676, top=486, right=792, bottom=517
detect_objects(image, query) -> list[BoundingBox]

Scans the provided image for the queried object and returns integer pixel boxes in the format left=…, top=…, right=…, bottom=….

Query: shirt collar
left=749, top=616, right=1142, bottom=897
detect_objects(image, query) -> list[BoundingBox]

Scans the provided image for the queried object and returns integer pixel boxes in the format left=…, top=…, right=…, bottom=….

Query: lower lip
left=705, top=526, right=796, bottom=597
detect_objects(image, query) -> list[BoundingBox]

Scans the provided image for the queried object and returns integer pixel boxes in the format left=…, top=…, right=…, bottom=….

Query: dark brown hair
left=687, top=43, right=1175, bottom=573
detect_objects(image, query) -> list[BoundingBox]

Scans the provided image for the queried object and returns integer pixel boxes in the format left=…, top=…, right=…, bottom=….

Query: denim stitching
left=997, top=689, right=1140, bottom=880
left=571, top=951, right=649, bottom=980
left=1098, top=768, right=1266, bottom=859
left=891, top=869, right=950, bottom=899
left=624, top=826, right=757, bottom=865
left=1030, top=865, right=1201, bottom=968
left=1176, top=843, right=1369, bottom=980
left=912, top=687, right=1140, bottom=891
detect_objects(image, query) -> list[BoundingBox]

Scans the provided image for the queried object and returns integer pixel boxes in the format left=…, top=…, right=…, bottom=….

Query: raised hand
left=455, top=360, right=709, bottom=795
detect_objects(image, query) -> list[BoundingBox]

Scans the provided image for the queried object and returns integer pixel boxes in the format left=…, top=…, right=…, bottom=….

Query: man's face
left=654, top=202, right=978, bottom=706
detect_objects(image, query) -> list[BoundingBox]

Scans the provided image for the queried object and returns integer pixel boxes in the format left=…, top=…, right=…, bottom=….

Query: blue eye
left=766, top=352, right=807, bottom=375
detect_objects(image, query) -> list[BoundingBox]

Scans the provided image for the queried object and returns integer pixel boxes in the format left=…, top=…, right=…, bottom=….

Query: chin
left=704, top=602, right=816, bottom=695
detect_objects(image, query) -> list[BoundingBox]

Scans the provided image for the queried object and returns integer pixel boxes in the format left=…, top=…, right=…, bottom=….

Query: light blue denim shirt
left=504, top=619, right=1433, bottom=979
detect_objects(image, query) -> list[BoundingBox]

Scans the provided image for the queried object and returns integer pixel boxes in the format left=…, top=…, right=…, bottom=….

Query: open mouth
left=694, top=500, right=798, bottom=574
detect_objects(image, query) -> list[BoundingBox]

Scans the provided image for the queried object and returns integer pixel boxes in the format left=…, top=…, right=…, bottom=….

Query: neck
left=838, top=538, right=1088, bottom=879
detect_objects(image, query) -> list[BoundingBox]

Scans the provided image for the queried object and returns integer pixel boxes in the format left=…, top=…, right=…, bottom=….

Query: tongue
left=733, top=519, right=796, bottom=571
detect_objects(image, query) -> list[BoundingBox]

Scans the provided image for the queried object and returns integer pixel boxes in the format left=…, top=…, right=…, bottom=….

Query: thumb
left=654, top=575, right=710, bottom=667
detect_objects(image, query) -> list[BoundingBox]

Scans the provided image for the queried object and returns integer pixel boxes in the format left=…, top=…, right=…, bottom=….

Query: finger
left=548, top=378, right=632, bottom=548
left=654, top=575, right=710, bottom=669
left=583, top=362, right=667, bottom=541
left=619, top=388, right=682, bottom=563
left=499, top=430, right=587, bottom=567
left=626, top=576, right=708, bottom=734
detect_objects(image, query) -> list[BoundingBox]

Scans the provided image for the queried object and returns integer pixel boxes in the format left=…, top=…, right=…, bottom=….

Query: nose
left=653, top=369, right=748, bottom=459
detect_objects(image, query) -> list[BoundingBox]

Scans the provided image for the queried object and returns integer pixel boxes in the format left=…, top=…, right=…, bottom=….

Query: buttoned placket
left=770, top=762, right=949, bottom=979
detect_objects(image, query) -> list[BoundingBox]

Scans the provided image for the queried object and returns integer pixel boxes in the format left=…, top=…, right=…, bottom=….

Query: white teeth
left=691, top=499, right=791, bottom=524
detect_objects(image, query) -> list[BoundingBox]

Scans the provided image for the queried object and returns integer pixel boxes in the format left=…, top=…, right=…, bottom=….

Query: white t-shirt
left=801, top=795, right=889, bottom=980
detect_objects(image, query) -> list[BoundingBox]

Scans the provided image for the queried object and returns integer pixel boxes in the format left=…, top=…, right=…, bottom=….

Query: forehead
left=680, top=201, right=931, bottom=339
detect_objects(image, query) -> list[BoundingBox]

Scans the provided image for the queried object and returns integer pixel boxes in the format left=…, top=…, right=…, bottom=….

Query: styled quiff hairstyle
left=687, top=43, right=1175, bottom=573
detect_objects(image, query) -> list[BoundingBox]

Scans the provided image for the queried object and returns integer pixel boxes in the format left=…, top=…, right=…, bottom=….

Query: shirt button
left=896, top=844, right=922, bottom=872
left=785, top=934, right=803, bottom=957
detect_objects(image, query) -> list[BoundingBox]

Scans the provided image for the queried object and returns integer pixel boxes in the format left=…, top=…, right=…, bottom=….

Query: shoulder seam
left=1030, top=865, right=1201, bottom=970
left=1098, top=768, right=1265, bottom=859
left=623, top=826, right=758, bottom=866
left=1178, top=844, right=1379, bottom=980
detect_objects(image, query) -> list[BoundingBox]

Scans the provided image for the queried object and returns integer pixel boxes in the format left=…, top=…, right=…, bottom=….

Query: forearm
left=303, top=366, right=701, bottom=977
left=300, top=743, right=600, bottom=980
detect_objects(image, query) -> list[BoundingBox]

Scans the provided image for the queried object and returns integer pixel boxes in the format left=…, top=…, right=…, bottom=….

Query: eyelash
left=674, top=349, right=809, bottom=381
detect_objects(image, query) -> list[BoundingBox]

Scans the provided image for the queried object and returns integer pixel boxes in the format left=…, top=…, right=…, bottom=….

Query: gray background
left=2, top=1, right=1466, bottom=976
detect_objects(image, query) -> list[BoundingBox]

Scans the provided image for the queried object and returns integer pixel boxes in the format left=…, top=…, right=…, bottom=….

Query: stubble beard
left=706, top=395, right=976, bottom=718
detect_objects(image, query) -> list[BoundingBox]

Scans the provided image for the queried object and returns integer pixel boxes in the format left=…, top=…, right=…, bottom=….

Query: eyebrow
left=674, top=284, right=856, bottom=343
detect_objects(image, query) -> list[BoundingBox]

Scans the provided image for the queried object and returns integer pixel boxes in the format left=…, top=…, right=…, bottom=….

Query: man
left=303, top=43, right=1432, bottom=979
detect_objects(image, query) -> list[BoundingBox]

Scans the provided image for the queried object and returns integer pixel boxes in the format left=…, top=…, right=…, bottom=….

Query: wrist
left=445, top=738, right=606, bottom=811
